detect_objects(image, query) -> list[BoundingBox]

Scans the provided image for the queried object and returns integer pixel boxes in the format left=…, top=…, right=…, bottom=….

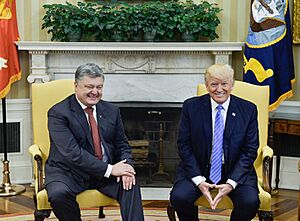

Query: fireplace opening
left=117, top=104, right=182, bottom=187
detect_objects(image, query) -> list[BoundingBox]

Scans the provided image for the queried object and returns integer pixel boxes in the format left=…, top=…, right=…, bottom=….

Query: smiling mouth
left=215, top=93, right=225, bottom=97
left=88, top=97, right=99, bottom=100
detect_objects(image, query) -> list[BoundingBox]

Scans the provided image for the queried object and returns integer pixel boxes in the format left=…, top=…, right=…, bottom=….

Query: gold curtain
left=294, top=0, right=300, bottom=43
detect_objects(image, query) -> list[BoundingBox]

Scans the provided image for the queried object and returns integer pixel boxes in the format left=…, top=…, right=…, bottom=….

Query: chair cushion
left=194, top=189, right=233, bottom=209
left=36, top=189, right=117, bottom=210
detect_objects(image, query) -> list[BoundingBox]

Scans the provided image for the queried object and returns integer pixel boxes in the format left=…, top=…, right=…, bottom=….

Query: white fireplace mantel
left=18, top=41, right=244, bottom=103
left=17, top=41, right=243, bottom=52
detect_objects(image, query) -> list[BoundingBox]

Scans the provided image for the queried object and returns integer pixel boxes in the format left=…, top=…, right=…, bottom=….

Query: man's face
left=206, top=77, right=233, bottom=104
left=75, top=76, right=104, bottom=107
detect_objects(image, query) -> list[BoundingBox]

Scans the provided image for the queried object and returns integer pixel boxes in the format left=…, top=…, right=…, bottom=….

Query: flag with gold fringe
left=0, top=0, right=21, bottom=98
left=243, top=0, right=294, bottom=111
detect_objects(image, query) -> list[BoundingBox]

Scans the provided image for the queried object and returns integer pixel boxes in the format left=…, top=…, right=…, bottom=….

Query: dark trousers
left=170, top=178, right=260, bottom=221
left=46, top=178, right=144, bottom=221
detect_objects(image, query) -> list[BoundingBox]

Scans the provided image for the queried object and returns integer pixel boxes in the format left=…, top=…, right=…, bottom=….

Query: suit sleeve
left=228, top=104, right=259, bottom=184
left=48, top=108, right=108, bottom=179
left=177, top=101, right=202, bottom=179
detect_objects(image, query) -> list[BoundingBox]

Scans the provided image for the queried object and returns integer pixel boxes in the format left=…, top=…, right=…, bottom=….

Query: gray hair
left=205, top=64, right=234, bottom=85
left=75, top=63, right=105, bottom=83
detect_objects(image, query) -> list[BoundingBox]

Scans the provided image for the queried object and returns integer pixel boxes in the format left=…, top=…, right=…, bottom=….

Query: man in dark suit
left=170, top=64, right=260, bottom=221
left=45, top=63, right=144, bottom=221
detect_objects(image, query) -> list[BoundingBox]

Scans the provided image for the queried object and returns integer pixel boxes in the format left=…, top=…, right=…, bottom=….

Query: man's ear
left=205, top=83, right=209, bottom=92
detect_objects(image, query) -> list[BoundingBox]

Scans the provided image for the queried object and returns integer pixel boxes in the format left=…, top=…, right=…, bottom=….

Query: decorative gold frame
left=293, top=0, right=300, bottom=44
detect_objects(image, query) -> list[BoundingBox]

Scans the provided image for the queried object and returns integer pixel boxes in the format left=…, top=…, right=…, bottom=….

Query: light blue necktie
left=209, top=104, right=224, bottom=184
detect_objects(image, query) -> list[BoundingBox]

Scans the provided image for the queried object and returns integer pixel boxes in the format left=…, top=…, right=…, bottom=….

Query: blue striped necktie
left=209, top=104, right=224, bottom=184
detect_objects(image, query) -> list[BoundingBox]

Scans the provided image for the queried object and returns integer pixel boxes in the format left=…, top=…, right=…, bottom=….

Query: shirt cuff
left=191, top=176, right=206, bottom=186
left=104, top=164, right=113, bottom=178
left=226, top=179, right=238, bottom=189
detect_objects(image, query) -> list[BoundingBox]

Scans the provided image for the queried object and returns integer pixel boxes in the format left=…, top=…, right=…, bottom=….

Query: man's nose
left=91, top=87, right=98, bottom=94
left=216, top=84, right=223, bottom=91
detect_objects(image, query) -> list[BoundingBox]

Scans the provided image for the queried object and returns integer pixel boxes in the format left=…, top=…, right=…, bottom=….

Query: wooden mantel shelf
left=17, top=41, right=244, bottom=52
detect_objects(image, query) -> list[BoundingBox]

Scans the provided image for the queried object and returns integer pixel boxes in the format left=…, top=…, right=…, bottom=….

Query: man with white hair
left=170, top=64, right=260, bottom=221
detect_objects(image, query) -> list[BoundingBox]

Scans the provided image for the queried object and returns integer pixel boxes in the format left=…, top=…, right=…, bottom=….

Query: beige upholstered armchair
left=167, top=81, right=274, bottom=221
left=29, top=79, right=116, bottom=221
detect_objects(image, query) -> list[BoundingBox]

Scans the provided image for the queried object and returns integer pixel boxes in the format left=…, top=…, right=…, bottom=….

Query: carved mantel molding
left=18, top=41, right=243, bottom=52
left=17, top=41, right=243, bottom=102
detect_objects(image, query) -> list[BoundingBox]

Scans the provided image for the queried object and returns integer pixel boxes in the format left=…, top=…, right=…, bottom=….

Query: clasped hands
left=111, top=159, right=136, bottom=191
left=198, top=181, right=233, bottom=210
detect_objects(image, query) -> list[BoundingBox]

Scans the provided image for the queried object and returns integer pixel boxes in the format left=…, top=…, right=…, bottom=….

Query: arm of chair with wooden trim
left=29, top=144, right=44, bottom=193
left=261, top=145, right=273, bottom=193
left=28, top=144, right=52, bottom=220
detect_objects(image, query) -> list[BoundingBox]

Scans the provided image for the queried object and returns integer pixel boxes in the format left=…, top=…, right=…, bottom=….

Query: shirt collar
left=75, top=95, right=95, bottom=111
left=210, top=96, right=230, bottom=112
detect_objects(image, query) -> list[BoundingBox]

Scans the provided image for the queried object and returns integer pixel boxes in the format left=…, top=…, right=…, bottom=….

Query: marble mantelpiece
left=17, top=41, right=243, bottom=103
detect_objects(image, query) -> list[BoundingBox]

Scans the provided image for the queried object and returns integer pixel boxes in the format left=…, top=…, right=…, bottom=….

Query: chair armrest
left=262, top=145, right=273, bottom=159
left=28, top=144, right=44, bottom=192
left=261, top=145, right=273, bottom=193
left=29, top=144, right=42, bottom=158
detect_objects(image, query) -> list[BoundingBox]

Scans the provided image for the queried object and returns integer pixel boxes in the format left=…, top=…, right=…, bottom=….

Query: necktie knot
left=216, top=104, right=223, bottom=111
left=84, top=107, right=94, bottom=115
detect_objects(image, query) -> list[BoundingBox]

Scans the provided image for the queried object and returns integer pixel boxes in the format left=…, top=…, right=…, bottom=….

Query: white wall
left=0, top=99, right=32, bottom=184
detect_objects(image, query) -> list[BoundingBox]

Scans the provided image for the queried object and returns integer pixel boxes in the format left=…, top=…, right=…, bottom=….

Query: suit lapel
left=96, top=101, right=106, bottom=139
left=96, top=101, right=111, bottom=162
left=224, top=96, right=238, bottom=163
left=224, top=96, right=237, bottom=139
left=70, top=95, right=94, bottom=149
left=200, top=95, right=213, bottom=159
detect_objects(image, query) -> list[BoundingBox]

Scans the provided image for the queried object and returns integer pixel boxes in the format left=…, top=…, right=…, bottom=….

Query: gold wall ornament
left=293, top=0, right=300, bottom=44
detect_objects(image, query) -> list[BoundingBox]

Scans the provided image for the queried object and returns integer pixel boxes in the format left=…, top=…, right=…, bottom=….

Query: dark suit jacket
left=45, top=94, right=131, bottom=193
left=176, top=94, right=259, bottom=188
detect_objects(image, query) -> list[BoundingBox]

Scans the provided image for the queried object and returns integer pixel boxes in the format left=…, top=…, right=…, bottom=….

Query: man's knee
left=246, top=194, right=260, bottom=211
left=234, top=192, right=260, bottom=213
left=230, top=185, right=260, bottom=209
left=170, top=180, right=201, bottom=209
left=170, top=188, right=194, bottom=208
left=242, top=193, right=259, bottom=207
left=131, top=182, right=141, bottom=192
left=46, top=182, right=75, bottom=205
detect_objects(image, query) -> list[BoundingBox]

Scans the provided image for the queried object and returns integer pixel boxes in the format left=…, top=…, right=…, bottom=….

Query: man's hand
left=211, top=183, right=233, bottom=209
left=198, top=181, right=215, bottom=209
left=117, top=175, right=136, bottom=190
left=111, top=159, right=135, bottom=177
